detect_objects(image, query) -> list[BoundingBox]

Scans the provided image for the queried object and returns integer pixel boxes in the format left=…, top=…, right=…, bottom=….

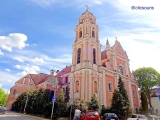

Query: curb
left=6, top=111, right=50, bottom=120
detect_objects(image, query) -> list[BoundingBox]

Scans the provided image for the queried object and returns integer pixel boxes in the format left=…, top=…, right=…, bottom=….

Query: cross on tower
left=85, top=4, right=89, bottom=11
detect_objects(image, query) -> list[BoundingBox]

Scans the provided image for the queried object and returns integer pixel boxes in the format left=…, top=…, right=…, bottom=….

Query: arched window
left=79, top=31, right=82, bottom=38
left=108, top=82, right=112, bottom=91
left=76, top=81, right=79, bottom=92
left=92, top=31, right=95, bottom=38
left=93, top=48, right=96, bottom=64
left=94, top=81, right=97, bottom=93
left=119, top=66, right=123, bottom=75
left=77, top=48, right=81, bottom=64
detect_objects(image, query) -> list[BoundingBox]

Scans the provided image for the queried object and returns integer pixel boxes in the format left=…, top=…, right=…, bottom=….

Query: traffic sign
left=157, top=88, right=160, bottom=93
left=52, top=96, right=56, bottom=102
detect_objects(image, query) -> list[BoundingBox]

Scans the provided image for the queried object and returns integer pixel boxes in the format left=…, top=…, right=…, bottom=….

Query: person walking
left=74, top=107, right=81, bottom=120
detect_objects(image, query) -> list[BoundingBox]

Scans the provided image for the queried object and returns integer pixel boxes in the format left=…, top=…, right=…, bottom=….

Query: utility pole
left=51, top=75, right=58, bottom=120
left=51, top=90, right=56, bottom=119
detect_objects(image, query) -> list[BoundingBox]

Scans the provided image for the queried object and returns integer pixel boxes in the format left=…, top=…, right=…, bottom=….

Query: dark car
left=80, top=110, right=101, bottom=120
left=102, top=113, right=119, bottom=120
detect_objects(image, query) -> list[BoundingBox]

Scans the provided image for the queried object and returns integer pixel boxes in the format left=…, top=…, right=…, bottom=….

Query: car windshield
left=138, top=115, right=147, bottom=119
left=86, top=111, right=98, bottom=115
left=106, top=113, right=116, bottom=117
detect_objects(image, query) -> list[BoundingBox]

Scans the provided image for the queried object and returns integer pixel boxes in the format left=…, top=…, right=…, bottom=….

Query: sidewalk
left=6, top=111, right=50, bottom=120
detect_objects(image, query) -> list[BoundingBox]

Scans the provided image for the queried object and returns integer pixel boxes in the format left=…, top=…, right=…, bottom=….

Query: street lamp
left=70, top=80, right=75, bottom=120
left=23, top=84, right=31, bottom=114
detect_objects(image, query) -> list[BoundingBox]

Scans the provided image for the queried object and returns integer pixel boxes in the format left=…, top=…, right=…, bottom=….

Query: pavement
left=5, top=111, right=50, bottom=120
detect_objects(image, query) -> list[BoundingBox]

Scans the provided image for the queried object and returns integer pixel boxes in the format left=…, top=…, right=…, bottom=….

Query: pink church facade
left=7, top=9, right=140, bottom=111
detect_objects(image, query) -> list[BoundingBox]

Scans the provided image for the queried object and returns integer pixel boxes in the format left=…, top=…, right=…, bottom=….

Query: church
left=6, top=9, right=140, bottom=111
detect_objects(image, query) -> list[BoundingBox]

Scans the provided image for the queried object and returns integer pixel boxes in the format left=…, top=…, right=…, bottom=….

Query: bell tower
left=71, top=7, right=102, bottom=72
left=70, top=6, right=103, bottom=104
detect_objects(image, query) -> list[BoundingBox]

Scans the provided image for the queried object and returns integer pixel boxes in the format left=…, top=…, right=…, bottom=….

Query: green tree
left=140, top=91, right=149, bottom=114
left=0, top=88, right=9, bottom=106
left=53, top=89, right=68, bottom=119
left=88, top=94, right=99, bottom=111
left=65, top=85, right=70, bottom=103
left=110, top=89, right=124, bottom=118
left=134, top=67, right=160, bottom=109
left=110, top=76, right=131, bottom=119
left=117, top=76, right=130, bottom=118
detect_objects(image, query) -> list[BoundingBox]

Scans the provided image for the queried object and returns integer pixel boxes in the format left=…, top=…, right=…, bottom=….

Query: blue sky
left=0, top=0, right=160, bottom=91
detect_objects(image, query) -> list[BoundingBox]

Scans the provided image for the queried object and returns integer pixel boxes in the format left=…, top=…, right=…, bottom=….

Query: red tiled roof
left=16, top=73, right=50, bottom=85
left=32, top=73, right=50, bottom=85
left=101, top=50, right=106, bottom=60
left=56, top=65, right=71, bottom=77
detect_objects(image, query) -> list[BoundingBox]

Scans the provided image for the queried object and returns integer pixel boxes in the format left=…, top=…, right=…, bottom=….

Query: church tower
left=70, top=7, right=103, bottom=104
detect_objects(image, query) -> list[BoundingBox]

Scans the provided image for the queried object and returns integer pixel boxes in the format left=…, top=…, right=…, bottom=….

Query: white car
left=147, top=115, right=160, bottom=120
left=0, top=106, right=5, bottom=114
left=127, top=114, right=148, bottom=120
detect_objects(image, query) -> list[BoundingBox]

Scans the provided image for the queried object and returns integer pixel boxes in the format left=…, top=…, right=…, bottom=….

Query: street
left=0, top=111, right=49, bottom=120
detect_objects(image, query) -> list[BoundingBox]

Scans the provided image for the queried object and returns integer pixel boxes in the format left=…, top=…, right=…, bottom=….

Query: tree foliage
left=140, top=91, right=149, bottom=114
left=12, top=88, right=71, bottom=120
left=88, top=94, right=99, bottom=111
left=110, top=76, right=131, bottom=119
left=65, top=85, right=70, bottom=103
left=117, top=77, right=130, bottom=110
left=12, top=88, right=54, bottom=118
left=134, top=67, right=160, bottom=108
left=0, top=88, right=9, bottom=106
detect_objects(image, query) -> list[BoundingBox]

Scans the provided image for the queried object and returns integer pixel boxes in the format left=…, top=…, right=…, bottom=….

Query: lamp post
left=70, top=80, right=75, bottom=120
left=23, top=85, right=31, bottom=114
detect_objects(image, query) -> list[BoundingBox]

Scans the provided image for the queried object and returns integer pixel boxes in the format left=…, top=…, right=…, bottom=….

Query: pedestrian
left=74, top=107, right=81, bottom=120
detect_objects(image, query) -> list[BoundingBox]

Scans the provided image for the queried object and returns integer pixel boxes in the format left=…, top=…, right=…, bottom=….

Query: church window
left=94, top=81, right=97, bottom=93
left=92, top=31, right=95, bottom=38
left=132, top=90, right=136, bottom=97
left=77, top=48, right=81, bottom=64
left=76, top=81, right=79, bottom=92
left=65, top=77, right=68, bottom=83
left=79, top=31, right=82, bottom=38
left=108, top=82, right=112, bottom=91
left=119, top=66, right=123, bottom=75
left=93, top=48, right=96, bottom=64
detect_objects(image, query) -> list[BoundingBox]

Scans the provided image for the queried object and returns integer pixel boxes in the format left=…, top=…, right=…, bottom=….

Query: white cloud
left=6, top=79, right=11, bottom=83
left=13, top=57, right=24, bottom=62
left=17, top=71, right=28, bottom=77
left=31, top=44, right=37, bottom=46
left=5, top=69, right=10, bottom=72
left=0, top=82, right=2, bottom=88
left=32, top=57, right=44, bottom=63
left=30, top=0, right=56, bottom=7
left=0, top=49, right=4, bottom=55
left=16, top=64, right=40, bottom=77
left=15, top=65, right=22, bottom=69
left=0, top=33, right=28, bottom=52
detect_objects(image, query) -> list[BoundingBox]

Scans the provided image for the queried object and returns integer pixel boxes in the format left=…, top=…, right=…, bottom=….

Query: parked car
left=127, top=114, right=148, bottom=120
left=102, top=113, right=119, bottom=120
left=147, top=115, right=160, bottom=120
left=80, top=110, right=101, bottom=120
left=0, top=106, right=5, bottom=114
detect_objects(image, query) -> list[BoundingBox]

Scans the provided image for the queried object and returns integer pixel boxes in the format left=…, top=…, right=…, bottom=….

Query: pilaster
left=102, top=70, right=106, bottom=106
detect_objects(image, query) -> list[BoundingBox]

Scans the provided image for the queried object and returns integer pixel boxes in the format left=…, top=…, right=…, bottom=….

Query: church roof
left=56, top=65, right=71, bottom=77
left=16, top=73, right=50, bottom=85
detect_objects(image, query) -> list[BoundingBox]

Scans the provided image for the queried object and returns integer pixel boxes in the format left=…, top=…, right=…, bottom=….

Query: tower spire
left=106, top=38, right=110, bottom=48
left=85, top=4, right=89, bottom=11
